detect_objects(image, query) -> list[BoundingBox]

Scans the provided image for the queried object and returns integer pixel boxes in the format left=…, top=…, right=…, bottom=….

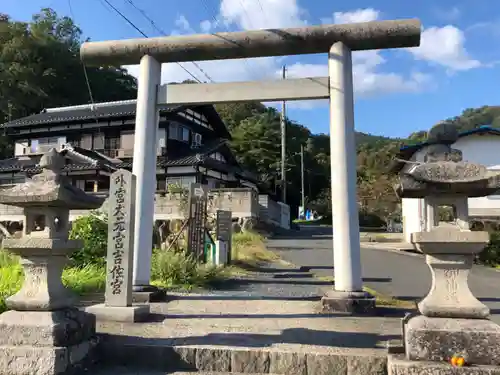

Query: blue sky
left=3, top=0, right=500, bottom=138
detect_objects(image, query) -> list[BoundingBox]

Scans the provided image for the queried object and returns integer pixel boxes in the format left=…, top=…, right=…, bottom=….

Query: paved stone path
left=209, top=261, right=326, bottom=300
left=267, top=226, right=500, bottom=324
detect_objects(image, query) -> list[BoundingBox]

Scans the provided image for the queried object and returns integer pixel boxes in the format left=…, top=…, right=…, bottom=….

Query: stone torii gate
left=80, top=19, right=421, bottom=312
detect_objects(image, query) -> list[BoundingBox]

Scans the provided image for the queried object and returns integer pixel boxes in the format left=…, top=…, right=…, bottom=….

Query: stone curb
left=96, top=338, right=388, bottom=375
left=360, top=243, right=422, bottom=257
left=388, top=353, right=500, bottom=375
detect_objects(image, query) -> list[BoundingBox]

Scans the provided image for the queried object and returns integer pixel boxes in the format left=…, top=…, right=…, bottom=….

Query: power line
left=67, top=0, right=98, bottom=124
left=99, top=0, right=203, bottom=83
left=199, top=0, right=262, bottom=81
left=122, top=0, right=214, bottom=83
left=256, top=0, right=271, bottom=30
left=238, top=0, right=254, bottom=29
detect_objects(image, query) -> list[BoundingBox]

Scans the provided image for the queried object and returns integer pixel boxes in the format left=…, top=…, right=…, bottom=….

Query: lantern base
left=405, top=315, right=500, bottom=366
left=0, top=309, right=97, bottom=375
left=389, top=353, right=500, bottom=375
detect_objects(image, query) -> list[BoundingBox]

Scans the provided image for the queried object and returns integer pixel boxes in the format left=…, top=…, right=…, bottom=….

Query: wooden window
left=182, top=127, right=190, bottom=142
left=105, top=135, right=120, bottom=150
left=84, top=180, right=96, bottom=192
left=157, top=178, right=167, bottom=191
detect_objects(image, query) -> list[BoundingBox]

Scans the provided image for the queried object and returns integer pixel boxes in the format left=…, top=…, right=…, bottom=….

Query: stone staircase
left=88, top=340, right=388, bottom=375
left=75, top=291, right=402, bottom=375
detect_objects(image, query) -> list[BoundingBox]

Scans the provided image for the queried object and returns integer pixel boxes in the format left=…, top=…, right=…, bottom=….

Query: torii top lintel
left=80, top=19, right=421, bottom=66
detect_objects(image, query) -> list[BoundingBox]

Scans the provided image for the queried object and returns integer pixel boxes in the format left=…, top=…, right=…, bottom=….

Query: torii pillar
left=80, top=19, right=421, bottom=311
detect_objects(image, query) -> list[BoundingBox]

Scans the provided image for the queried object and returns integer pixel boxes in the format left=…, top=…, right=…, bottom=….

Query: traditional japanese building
left=0, top=101, right=260, bottom=193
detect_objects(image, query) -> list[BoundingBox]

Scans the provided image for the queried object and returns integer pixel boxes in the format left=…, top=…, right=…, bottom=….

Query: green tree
left=0, top=8, right=137, bottom=123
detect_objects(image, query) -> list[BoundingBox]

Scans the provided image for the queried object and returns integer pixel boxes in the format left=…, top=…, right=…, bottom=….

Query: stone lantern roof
left=0, top=148, right=104, bottom=209
left=394, top=123, right=500, bottom=198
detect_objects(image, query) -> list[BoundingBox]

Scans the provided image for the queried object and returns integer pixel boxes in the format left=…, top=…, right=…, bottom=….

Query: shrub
left=0, top=251, right=22, bottom=313
left=69, top=212, right=108, bottom=267
left=359, top=212, right=385, bottom=228
left=62, top=265, right=106, bottom=295
left=478, top=231, right=500, bottom=266
left=151, top=248, right=223, bottom=289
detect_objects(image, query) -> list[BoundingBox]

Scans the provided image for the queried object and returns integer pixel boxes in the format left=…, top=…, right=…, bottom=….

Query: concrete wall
left=278, top=202, right=291, bottom=230
left=402, top=133, right=500, bottom=242
left=0, top=188, right=260, bottom=223
left=258, top=195, right=282, bottom=226
left=0, top=188, right=294, bottom=231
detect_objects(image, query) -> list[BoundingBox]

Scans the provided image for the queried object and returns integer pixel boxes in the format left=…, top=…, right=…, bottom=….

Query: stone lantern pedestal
left=403, top=226, right=500, bottom=366
left=0, top=150, right=104, bottom=375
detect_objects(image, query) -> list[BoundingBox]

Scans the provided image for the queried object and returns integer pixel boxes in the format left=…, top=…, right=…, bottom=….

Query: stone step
left=272, top=272, right=314, bottom=279
left=92, top=369, right=277, bottom=375
left=94, top=337, right=387, bottom=375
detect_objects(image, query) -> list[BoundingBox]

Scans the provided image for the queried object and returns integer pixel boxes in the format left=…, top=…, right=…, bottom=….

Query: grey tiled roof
left=2, top=104, right=184, bottom=127
left=0, top=139, right=238, bottom=175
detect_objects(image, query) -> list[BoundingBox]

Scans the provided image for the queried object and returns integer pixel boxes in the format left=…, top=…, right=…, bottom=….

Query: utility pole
left=280, top=65, right=287, bottom=203
left=300, top=144, right=305, bottom=209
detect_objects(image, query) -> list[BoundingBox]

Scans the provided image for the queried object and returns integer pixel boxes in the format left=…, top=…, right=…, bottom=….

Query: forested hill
left=1, top=8, right=500, bottom=223
left=214, top=102, right=500, bottom=224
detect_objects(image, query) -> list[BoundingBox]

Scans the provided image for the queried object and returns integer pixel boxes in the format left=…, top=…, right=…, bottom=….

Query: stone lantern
left=388, top=123, right=500, bottom=374
left=0, top=149, right=104, bottom=375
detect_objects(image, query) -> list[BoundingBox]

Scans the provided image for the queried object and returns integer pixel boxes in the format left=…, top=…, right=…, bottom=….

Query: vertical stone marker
left=106, top=169, right=135, bottom=306
left=187, top=183, right=208, bottom=261
left=216, top=210, right=232, bottom=264
left=85, top=169, right=150, bottom=322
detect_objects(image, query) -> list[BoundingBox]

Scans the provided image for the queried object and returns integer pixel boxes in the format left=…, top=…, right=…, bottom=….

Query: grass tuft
left=231, top=231, right=279, bottom=268
left=150, top=248, right=226, bottom=291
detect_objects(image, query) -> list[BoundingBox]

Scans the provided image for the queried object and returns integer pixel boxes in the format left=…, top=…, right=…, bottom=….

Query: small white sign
left=194, top=187, right=205, bottom=197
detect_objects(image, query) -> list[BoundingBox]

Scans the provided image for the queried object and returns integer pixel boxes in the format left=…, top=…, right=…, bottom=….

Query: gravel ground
left=204, top=260, right=329, bottom=300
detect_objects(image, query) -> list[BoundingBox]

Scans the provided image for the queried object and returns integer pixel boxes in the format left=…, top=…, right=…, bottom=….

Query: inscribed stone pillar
left=105, top=169, right=136, bottom=307
left=86, top=169, right=150, bottom=322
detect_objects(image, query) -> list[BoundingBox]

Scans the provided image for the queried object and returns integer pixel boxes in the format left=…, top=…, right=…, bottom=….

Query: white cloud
left=175, top=15, right=190, bottom=31
left=409, top=25, right=481, bottom=71
left=334, top=8, right=380, bottom=24
left=125, top=0, right=307, bottom=84
left=218, top=0, right=307, bottom=30
left=124, top=5, right=433, bottom=110
left=171, top=15, right=195, bottom=35
left=200, top=20, right=212, bottom=33
left=124, top=56, right=279, bottom=86
left=299, top=8, right=430, bottom=107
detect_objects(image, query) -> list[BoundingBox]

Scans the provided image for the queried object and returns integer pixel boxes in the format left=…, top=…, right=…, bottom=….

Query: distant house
left=0, top=102, right=259, bottom=192
left=0, top=102, right=293, bottom=231
left=393, top=126, right=500, bottom=242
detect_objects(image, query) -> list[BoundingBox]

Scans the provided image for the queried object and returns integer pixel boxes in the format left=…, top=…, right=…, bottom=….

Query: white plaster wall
left=402, top=198, right=421, bottom=243
left=14, top=141, right=28, bottom=156
left=168, top=166, right=196, bottom=175
left=453, top=135, right=500, bottom=213
left=57, top=136, right=66, bottom=148
left=157, top=128, right=166, bottom=154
